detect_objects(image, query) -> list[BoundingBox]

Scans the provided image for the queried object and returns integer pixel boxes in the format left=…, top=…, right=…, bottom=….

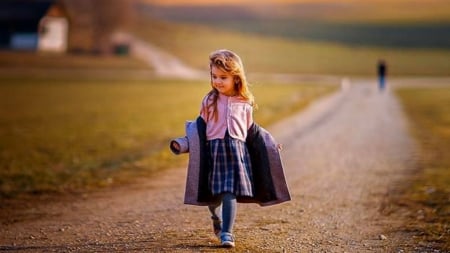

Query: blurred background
left=1, top=0, right=449, bottom=75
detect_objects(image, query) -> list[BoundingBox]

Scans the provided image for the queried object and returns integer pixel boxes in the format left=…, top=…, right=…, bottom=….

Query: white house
left=38, top=1, right=69, bottom=53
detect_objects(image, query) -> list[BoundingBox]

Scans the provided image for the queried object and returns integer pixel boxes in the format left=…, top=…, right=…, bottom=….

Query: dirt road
left=113, top=32, right=205, bottom=79
left=0, top=81, right=422, bottom=252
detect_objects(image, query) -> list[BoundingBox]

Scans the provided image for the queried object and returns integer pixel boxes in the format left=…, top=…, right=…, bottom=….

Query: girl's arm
left=200, top=95, right=210, bottom=122
left=247, top=105, right=282, bottom=151
left=246, top=104, right=254, bottom=130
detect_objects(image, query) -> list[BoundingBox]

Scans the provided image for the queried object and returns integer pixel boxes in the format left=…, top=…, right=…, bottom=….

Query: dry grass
left=0, top=77, right=335, bottom=197
left=0, top=50, right=148, bottom=70
left=394, top=87, right=450, bottom=251
left=130, top=16, right=450, bottom=76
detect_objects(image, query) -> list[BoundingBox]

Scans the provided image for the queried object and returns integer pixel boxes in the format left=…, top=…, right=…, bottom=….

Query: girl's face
left=211, top=66, right=235, bottom=96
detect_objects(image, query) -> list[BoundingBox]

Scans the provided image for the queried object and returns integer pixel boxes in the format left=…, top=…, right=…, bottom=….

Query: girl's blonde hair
left=204, top=49, right=256, bottom=121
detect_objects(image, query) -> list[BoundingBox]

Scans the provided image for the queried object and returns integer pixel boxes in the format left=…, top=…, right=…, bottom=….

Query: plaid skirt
left=208, top=133, right=254, bottom=197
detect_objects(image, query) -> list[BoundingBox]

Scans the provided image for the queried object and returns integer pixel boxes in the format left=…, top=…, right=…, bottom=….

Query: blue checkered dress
left=208, top=132, right=254, bottom=197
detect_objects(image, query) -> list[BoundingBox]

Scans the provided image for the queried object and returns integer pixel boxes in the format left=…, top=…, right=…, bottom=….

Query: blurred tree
left=92, top=0, right=134, bottom=54
left=62, top=0, right=135, bottom=54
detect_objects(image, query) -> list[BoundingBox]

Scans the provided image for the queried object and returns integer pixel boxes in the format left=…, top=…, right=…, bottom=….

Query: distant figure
left=377, top=59, right=387, bottom=91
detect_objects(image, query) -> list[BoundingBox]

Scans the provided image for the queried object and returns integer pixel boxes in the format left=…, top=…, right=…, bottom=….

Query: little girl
left=171, top=49, right=290, bottom=248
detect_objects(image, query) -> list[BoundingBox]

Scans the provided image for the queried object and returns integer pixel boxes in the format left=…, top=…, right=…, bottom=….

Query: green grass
left=0, top=78, right=335, bottom=197
left=143, top=3, right=450, bottom=49
left=395, top=87, right=450, bottom=250
left=131, top=17, right=450, bottom=76
left=0, top=50, right=148, bottom=70
left=198, top=20, right=450, bottom=49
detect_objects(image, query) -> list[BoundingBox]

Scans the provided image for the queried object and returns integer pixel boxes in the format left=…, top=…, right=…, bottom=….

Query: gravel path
left=113, top=32, right=205, bottom=79
left=0, top=82, right=419, bottom=252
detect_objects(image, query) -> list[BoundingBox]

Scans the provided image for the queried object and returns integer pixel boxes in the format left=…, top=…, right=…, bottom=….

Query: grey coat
left=171, top=117, right=291, bottom=206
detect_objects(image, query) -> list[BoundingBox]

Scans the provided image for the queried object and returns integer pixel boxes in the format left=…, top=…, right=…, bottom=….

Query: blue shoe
left=220, top=232, right=235, bottom=248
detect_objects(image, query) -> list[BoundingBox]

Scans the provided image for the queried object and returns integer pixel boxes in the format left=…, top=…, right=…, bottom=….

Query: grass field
left=0, top=78, right=335, bottom=197
left=395, top=87, right=450, bottom=250
left=191, top=20, right=450, bottom=49
left=0, top=50, right=148, bottom=70
left=131, top=16, right=450, bottom=76
left=141, top=3, right=450, bottom=49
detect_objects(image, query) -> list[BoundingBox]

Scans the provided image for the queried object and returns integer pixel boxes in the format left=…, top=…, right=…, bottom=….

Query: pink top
left=200, top=93, right=253, bottom=141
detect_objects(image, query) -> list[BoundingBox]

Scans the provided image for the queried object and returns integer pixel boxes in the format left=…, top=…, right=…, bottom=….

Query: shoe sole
left=221, top=241, right=235, bottom=248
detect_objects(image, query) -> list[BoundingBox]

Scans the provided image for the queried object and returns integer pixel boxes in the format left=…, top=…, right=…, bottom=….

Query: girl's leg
left=208, top=203, right=221, bottom=221
left=207, top=193, right=237, bottom=237
left=219, top=193, right=237, bottom=247
left=221, top=193, right=237, bottom=233
left=208, top=203, right=222, bottom=236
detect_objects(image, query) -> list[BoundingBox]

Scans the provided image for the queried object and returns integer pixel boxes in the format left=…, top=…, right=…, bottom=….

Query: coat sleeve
left=169, top=137, right=189, bottom=155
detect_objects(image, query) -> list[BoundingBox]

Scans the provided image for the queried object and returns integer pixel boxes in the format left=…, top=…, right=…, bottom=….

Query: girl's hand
left=171, top=141, right=181, bottom=152
left=277, top=143, right=283, bottom=151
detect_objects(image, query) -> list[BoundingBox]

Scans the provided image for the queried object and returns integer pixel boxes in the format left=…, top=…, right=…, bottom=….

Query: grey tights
left=208, top=193, right=237, bottom=233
